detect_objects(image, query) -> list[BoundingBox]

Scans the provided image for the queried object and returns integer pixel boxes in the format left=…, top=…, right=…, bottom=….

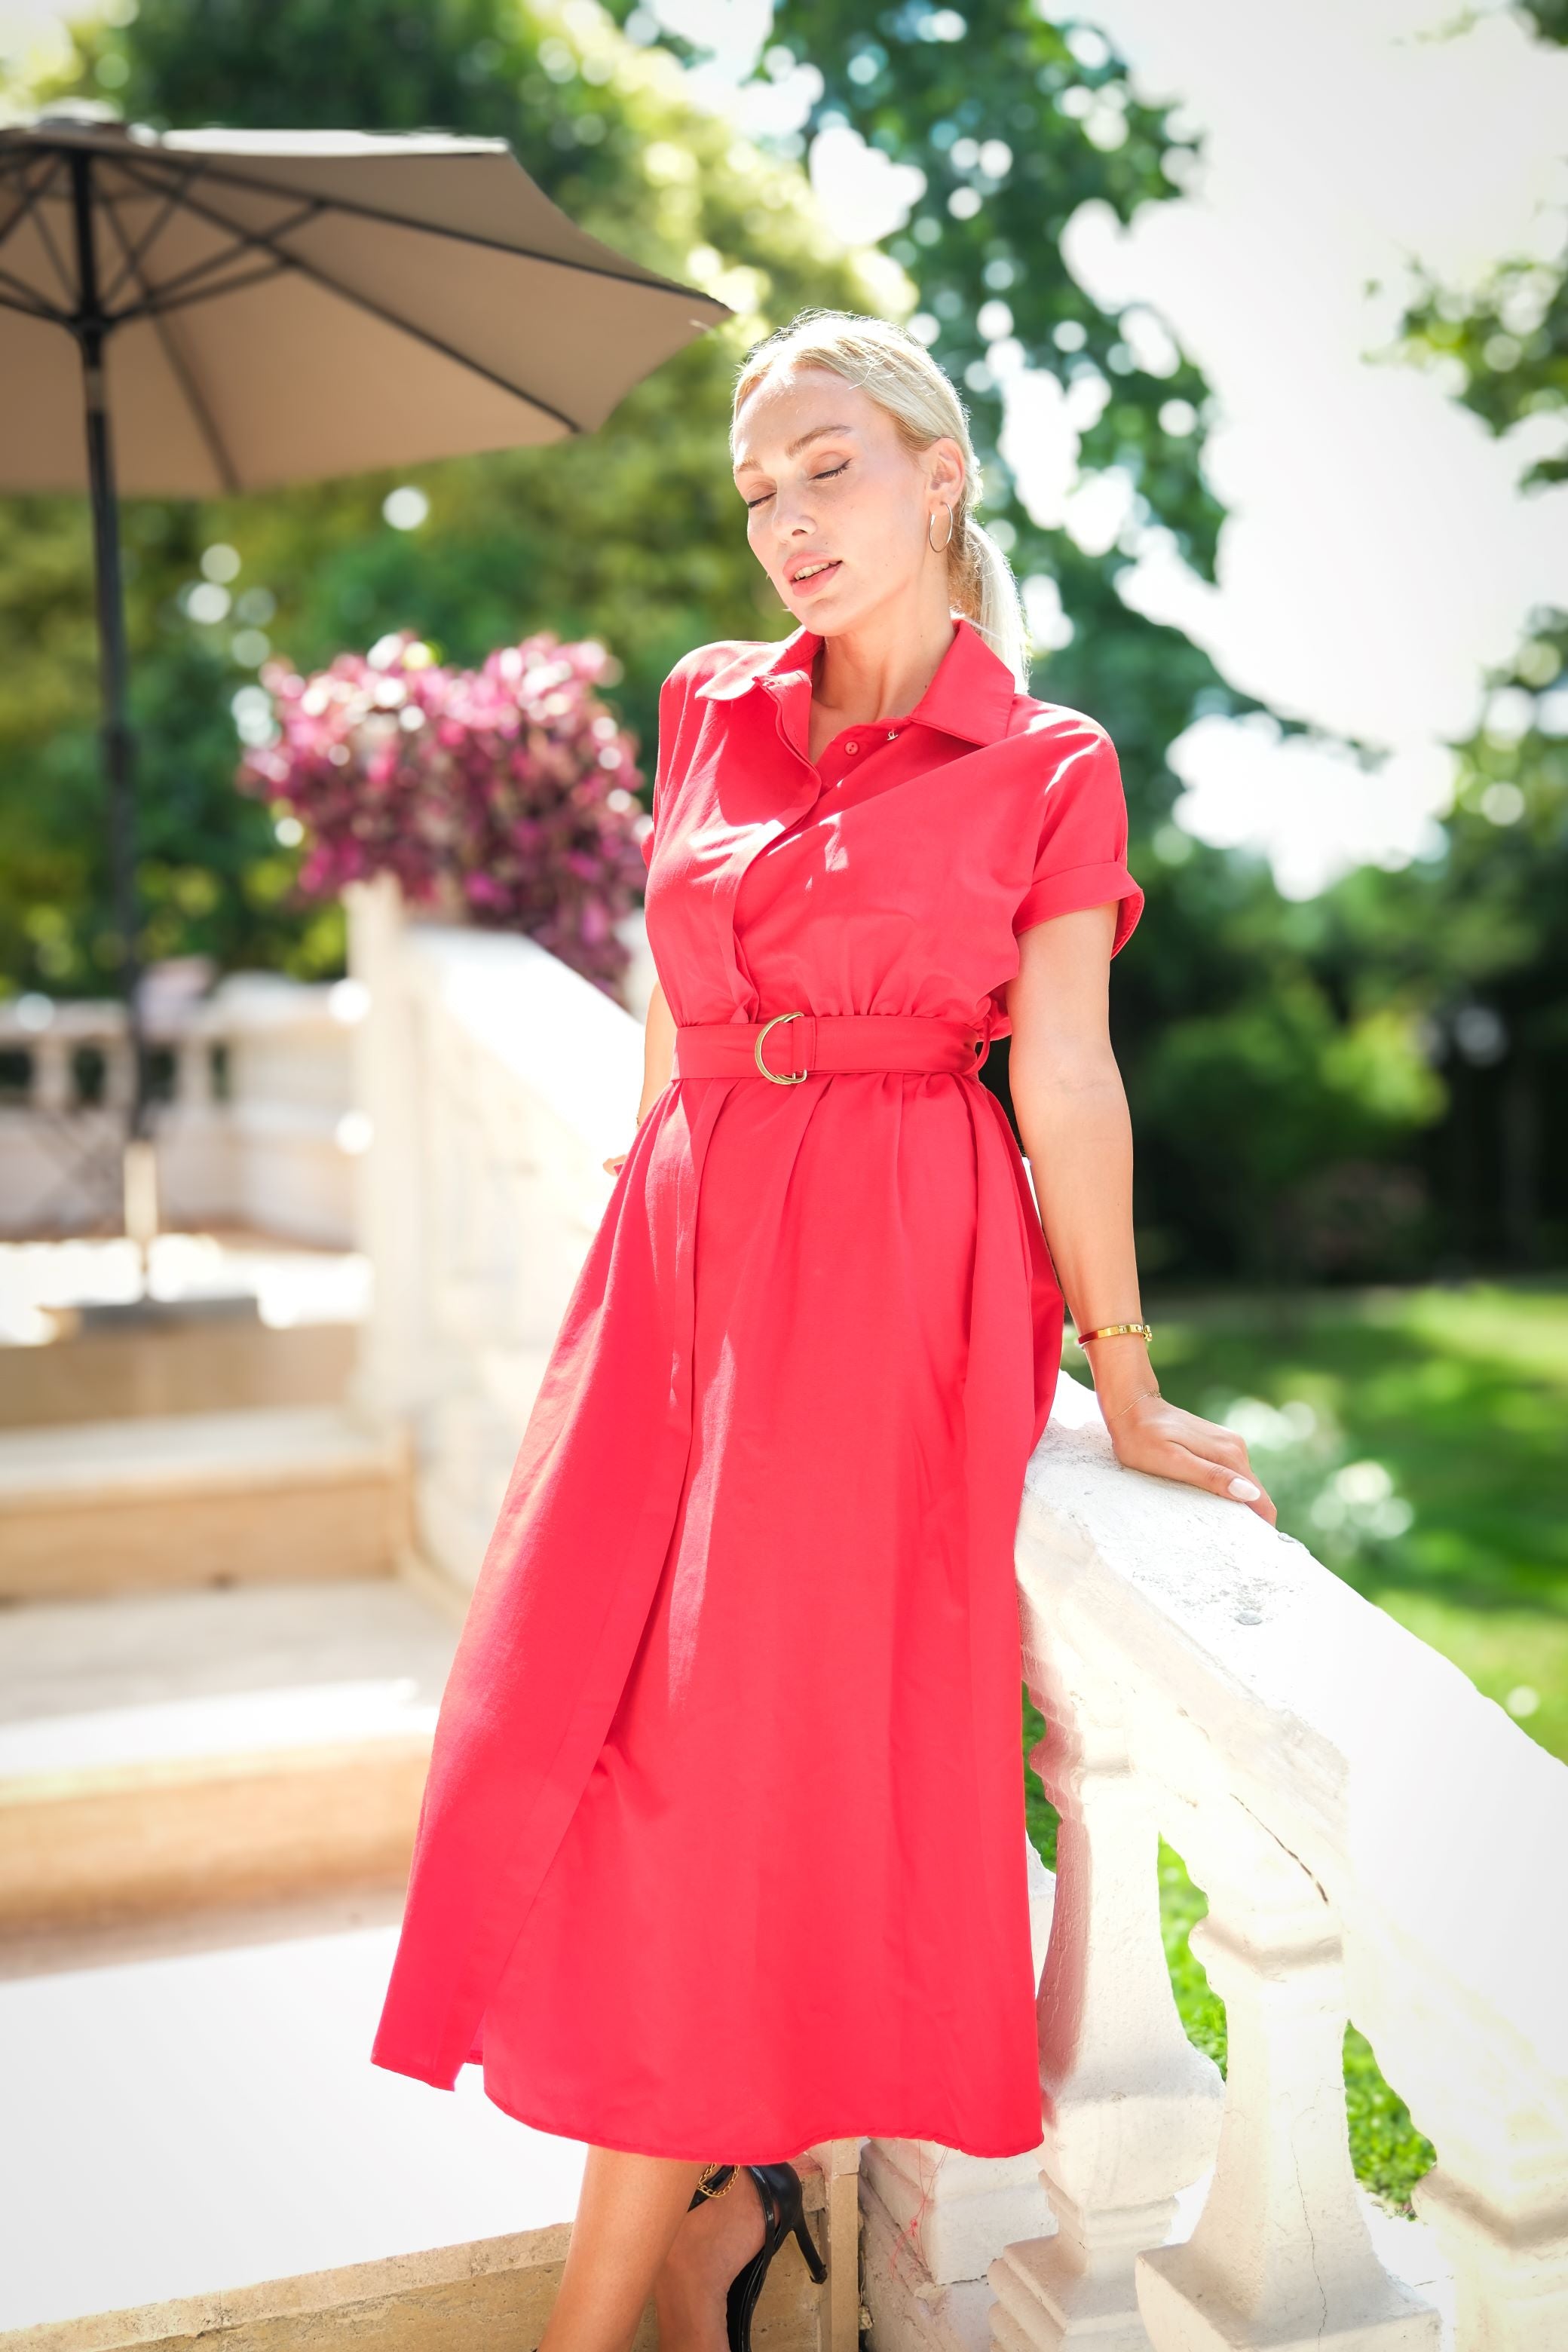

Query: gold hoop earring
left=927, top=504, right=954, bottom=553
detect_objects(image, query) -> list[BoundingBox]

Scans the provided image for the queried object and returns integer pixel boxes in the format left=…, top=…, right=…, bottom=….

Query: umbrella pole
left=70, top=148, right=157, bottom=1272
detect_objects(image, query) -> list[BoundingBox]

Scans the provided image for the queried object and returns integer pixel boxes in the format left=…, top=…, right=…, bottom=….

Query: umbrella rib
left=28, top=168, right=79, bottom=311
left=103, top=176, right=329, bottom=319
left=0, top=154, right=51, bottom=259
left=0, top=272, right=69, bottom=325
left=113, top=155, right=587, bottom=435
left=97, top=161, right=211, bottom=311
left=96, top=186, right=243, bottom=496
left=115, top=256, right=296, bottom=326
left=0, top=152, right=76, bottom=308
left=117, top=145, right=719, bottom=307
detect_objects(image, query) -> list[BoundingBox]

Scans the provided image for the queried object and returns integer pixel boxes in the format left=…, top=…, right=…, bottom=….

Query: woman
left=372, top=308, right=1275, bottom=2352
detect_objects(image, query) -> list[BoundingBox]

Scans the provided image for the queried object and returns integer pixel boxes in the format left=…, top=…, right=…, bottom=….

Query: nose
left=769, top=476, right=818, bottom=543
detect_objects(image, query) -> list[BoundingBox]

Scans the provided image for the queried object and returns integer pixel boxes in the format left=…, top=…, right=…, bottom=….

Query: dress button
left=846, top=740, right=859, bottom=754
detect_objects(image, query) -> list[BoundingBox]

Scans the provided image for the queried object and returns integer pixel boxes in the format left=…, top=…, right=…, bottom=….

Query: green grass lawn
left=1021, top=1279, right=1568, bottom=2216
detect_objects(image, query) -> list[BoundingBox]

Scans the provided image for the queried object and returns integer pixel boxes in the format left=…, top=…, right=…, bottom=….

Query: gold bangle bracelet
left=1074, top=1321, right=1153, bottom=1347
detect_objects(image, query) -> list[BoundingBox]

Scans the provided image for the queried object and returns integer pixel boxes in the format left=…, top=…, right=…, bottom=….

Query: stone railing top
left=0, top=975, right=364, bottom=1045
left=1023, top=1370, right=1568, bottom=2119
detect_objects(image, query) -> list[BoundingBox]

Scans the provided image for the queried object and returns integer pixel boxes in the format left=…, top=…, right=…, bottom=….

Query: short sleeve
left=1012, top=720, right=1144, bottom=956
left=639, top=659, right=691, bottom=871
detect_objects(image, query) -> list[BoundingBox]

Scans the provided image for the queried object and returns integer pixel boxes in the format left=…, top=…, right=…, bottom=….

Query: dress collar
left=691, top=612, right=1018, bottom=747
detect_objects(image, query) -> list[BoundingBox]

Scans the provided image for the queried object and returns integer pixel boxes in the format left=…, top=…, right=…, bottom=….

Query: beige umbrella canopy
left=0, top=105, right=730, bottom=1226
left=0, top=112, right=730, bottom=492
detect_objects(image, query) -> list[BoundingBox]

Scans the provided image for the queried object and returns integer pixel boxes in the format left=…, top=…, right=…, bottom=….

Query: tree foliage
left=1376, top=0, right=1568, bottom=1265
left=2, top=0, right=1561, bottom=1274
left=2, top=0, right=896, bottom=985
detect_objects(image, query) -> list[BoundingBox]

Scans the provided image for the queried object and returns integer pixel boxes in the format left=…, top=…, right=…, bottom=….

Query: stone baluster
left=990, top=1649, right=1223, bottom=2352
left=1409, top=2162, right=1568, bottom=2351
left=103, top=1029, right=135, bottom=1110
left=176, top=1032, right=214, bottom=1109
left=32, top=1032, right=72, bottom=1113
left=1135, top=1815, right=1438, bottom=2352
left=1349, top=1941, right=1568, bottom=2350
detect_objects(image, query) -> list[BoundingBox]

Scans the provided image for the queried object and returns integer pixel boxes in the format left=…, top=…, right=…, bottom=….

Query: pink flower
left=235, top=627, right=647, bottom=997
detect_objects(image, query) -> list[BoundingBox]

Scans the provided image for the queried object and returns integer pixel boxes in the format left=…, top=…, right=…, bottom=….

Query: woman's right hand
left=603, top=1150, right=628, bottom=1174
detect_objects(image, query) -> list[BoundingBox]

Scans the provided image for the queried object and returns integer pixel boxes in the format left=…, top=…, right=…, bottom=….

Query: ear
left=924, top=436, right=966, bottom=509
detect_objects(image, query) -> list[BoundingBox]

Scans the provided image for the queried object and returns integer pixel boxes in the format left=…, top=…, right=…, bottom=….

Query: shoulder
left=1006, top=693, right=1117, bottom=760
left=660, top=637, right=783, bottom=704
left=1004, top=694, right=1123, bottom=797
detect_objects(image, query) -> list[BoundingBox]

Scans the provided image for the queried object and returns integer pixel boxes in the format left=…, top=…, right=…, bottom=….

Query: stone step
left=0, top=1315, right=357, bottom=1430
left=0, top=1579, right=458, bottom=1931
left=0, top=1896, right=844, bottom=2350
left=0, top=1405, right=412, bottom=1599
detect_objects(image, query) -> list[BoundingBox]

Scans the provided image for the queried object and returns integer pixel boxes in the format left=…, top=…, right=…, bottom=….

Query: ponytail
left=950, top=513, right=1030, bottom=693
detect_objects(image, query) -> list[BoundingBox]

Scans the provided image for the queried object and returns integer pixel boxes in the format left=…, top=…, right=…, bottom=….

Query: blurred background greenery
left=5, top=0, right=1564, bottom=1287
left=3, top=0, right=1564, bottom=2212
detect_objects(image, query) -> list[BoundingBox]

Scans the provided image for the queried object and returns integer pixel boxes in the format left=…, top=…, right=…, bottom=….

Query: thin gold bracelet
left=1104, top=1387, right=1162, bottom=1425
left=1075, top=1321, right=1153, bottom=1347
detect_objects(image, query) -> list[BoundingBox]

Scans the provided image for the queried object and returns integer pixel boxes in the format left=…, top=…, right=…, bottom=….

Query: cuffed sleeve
left=1012, top=722, right=1143, bottom=955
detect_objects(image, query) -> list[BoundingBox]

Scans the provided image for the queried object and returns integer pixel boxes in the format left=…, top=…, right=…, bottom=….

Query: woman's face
left=731, top=363, right=964, bottom=635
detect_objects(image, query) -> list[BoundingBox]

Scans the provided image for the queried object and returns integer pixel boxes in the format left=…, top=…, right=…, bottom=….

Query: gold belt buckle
left=754, top=1009, right=809, bottom=1084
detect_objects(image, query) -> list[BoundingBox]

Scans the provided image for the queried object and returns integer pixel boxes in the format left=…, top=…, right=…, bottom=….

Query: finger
left=1192, top=1424, right=1251, bottom=1468
left=1169, top=1444, right=1276, bottom=1524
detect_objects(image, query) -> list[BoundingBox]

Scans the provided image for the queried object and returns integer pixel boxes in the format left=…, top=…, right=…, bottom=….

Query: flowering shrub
left=237, top=629, right=649, bottom=996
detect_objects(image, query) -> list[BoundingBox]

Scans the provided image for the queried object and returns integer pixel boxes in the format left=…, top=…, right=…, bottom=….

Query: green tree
left=1374, top=0, right=1568, bottom=1265
left=1, top=0, right=899, bottom=988
left=0, top=0, right=1465, bottom=1278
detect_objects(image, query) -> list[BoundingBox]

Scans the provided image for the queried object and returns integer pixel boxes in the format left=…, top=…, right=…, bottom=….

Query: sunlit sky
left=8, top=0, right=1568, bottom=896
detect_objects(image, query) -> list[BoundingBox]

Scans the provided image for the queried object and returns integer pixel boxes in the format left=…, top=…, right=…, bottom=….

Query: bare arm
left=1006, top=905, right=1275, bottom=1524
left=602, top=979, right=676, bottom=1174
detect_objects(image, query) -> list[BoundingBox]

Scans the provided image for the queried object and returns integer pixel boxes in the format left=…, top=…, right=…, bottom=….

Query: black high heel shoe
left=724, top=2162, right=828, bottom=2352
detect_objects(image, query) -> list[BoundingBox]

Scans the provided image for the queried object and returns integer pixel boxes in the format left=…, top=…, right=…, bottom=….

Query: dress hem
left=476, top=2070, right=1046, bottom=2165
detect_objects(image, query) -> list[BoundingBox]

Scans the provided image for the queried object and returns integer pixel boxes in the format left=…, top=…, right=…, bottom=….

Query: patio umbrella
left=0, top=103, right=730, bottom=1233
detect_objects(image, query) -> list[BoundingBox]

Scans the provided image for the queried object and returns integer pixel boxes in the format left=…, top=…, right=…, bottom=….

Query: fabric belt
left=672, top=1012, right=989, bottom=1084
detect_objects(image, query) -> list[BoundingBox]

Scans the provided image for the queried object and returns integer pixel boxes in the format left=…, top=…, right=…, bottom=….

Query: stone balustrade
left=914, top=1376, right=1563, bottom=2352
left=0, top=974, right=366, bottom=1242
left=341, top=876, right=1567, bottom=2352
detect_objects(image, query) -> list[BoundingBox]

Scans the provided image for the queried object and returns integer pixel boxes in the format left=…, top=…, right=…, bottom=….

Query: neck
left=811, top=593, right=960, bottom=726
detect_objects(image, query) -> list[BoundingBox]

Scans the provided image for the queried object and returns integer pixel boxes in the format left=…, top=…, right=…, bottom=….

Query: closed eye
left=743, top=460, right=850, bottom=511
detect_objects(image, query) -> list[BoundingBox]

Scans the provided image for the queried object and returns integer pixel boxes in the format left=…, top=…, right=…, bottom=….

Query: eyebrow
left=732, top=423, right=855, bottom=476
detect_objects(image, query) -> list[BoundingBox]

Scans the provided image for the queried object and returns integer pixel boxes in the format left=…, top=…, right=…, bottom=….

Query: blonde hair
left=731, top=308, right=1031, bottom=690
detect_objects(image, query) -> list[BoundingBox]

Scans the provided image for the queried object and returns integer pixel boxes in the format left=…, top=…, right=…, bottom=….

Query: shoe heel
left=724, top=2163, right=828, bottom=2352
left=792, top=2207, right=827, bottom=2283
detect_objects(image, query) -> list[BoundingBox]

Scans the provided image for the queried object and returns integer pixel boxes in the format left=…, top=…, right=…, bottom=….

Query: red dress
left=371, top=614, right=1143, bottom=2161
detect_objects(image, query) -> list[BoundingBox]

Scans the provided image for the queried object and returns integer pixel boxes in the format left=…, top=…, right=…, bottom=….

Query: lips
left=789, top=559, right=841, bottom=593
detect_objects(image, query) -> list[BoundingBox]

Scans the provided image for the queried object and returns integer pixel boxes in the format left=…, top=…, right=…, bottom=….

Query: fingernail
left=1229, top=1477, right=1261, bottom=1501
